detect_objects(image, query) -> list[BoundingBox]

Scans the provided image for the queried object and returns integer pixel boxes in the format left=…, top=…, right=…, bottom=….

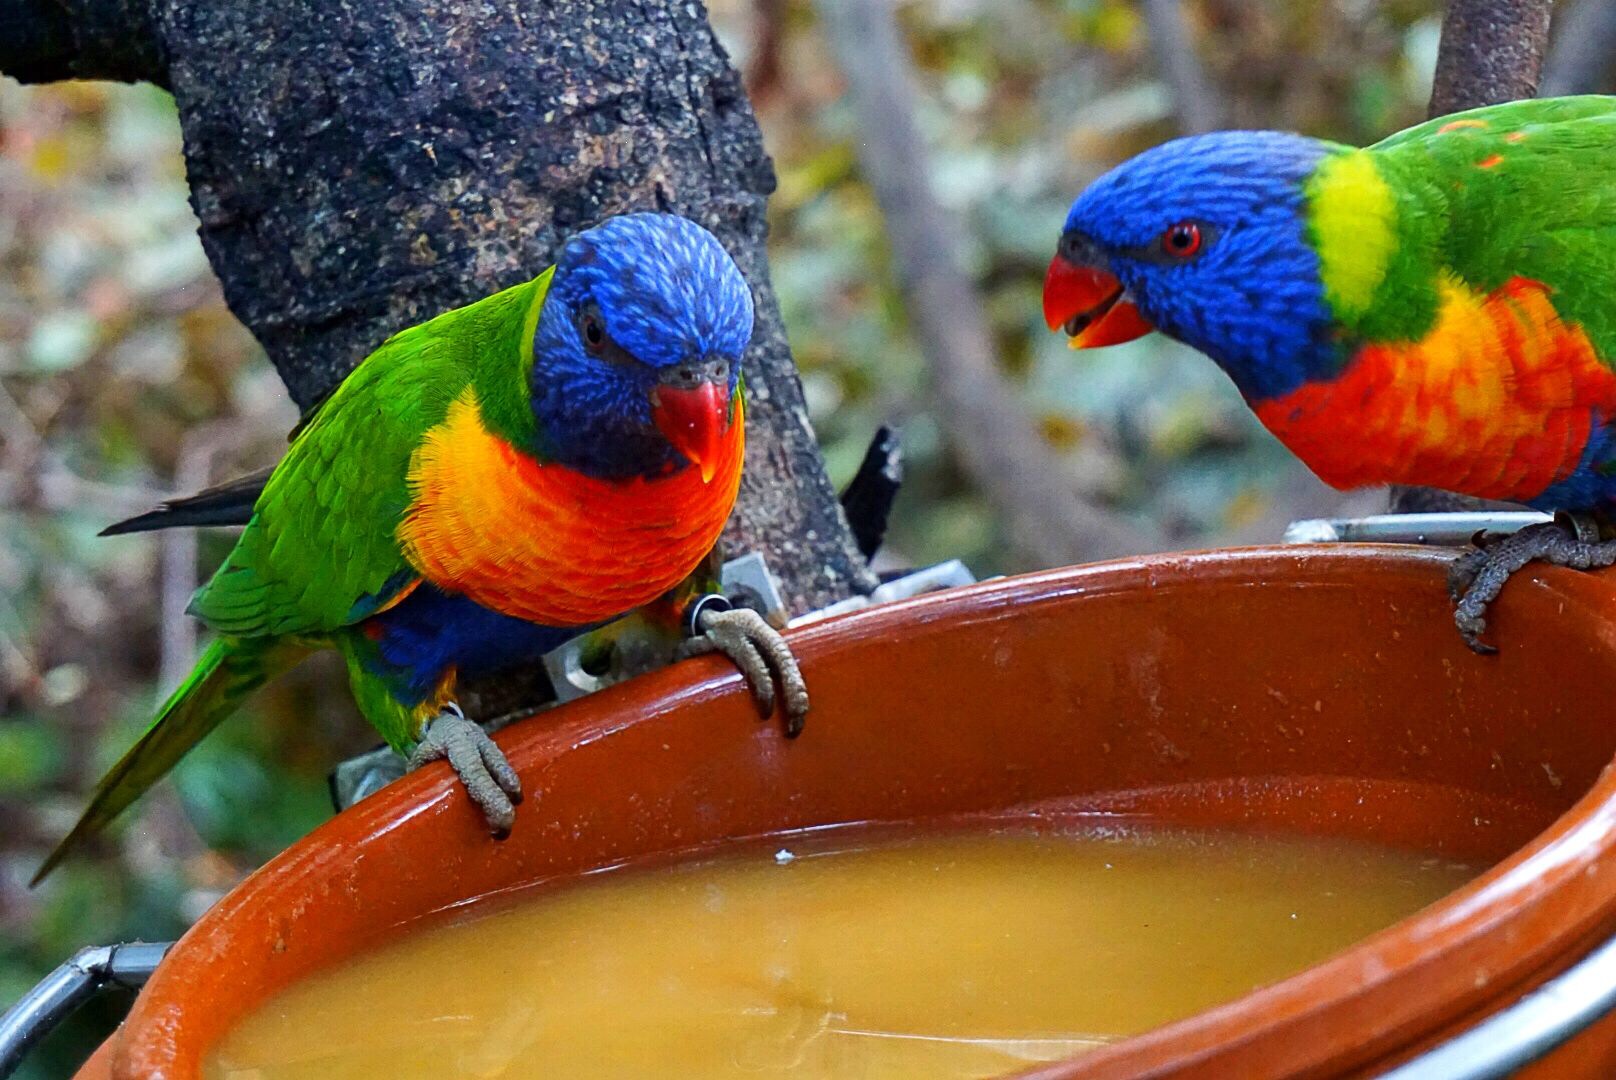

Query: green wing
left=188, top=335, right=445, bottom=635
left=1371, top=96, right=1616, bottom=363
left=189, top=274, right=548, bottom=638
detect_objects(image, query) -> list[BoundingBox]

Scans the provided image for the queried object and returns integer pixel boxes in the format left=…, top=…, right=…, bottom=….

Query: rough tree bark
left=1389, top=0, right=1555, bottom=515
left=0, top=0, right=876, bottom=614
left=1429, top=0, right=1555, bottom=116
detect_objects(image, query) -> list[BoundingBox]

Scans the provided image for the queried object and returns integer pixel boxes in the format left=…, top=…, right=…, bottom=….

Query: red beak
left=1043, top=253, right=1153, bottom=348
left=652, top=381, right=728, bottom=483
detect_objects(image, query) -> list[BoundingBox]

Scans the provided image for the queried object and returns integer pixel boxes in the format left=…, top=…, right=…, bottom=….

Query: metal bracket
left=541, top=551, right=792, bottom=704
left=328, top=749, right=407, bottom=812
left=715, top=551, right=790, bottom=627
left=1283, top=511, right=1551, bottom=547
left=787, top=559, right=977, bottom=627
left=0, top=941, right=171, bottom=1080
left=540, top=554, right=975, bottom=694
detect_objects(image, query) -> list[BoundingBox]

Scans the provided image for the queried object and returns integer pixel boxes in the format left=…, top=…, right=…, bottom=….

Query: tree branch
left=1542, top=0, right=1616, bottom=95
left=816, top=0, right=1164, bottom=567
left=1391, top=0, right=1554, bottom=514
left=1140, top=0, right=1225, bottom=134
left=1428, top=0, right=1554, bottom=116
left=3, top=0, right=875, bottom=614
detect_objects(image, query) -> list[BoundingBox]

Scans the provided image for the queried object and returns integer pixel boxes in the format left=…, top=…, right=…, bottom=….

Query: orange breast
left=398, top=390, right=744, bottom=626
left=1254, top=276, right=1616, bottom=502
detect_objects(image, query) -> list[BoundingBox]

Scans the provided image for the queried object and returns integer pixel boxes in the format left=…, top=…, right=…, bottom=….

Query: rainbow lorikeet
left=1042, top=95, right=1616, bottom=649
left=35, top=212, right=808, bottom=884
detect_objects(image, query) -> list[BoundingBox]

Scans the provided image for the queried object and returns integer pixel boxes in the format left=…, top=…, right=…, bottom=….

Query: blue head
left=531, top=212, right=753, bottom=479
left=1044, top=131, right=1341, bottom=401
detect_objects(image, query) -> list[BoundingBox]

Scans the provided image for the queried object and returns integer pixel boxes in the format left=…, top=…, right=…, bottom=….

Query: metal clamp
left=715, top=551, right=790, bottom=627
left=1284, top=511, right=1551, bottom=547
left=788, top=559, right=977, bottom=627
left=680, top=593, right=733, bottom=638
left=541, top=551, right=793, bottom=705
left=0, top=941, right=171, bottom=1080
left=540, top=553, right=976, bottom=696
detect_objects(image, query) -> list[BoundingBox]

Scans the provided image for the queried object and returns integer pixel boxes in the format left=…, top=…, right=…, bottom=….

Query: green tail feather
left=32, top=636, right=303, bottom=886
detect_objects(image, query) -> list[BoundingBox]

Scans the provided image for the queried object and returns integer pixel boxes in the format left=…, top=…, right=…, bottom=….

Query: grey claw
left=1446, top=516, right=1616, bottom=654
left=1453, top=602, right=1498, bottom=655
left=680, top=606, right=810, bottom=737
left=407, top=704, right=523, bottom=837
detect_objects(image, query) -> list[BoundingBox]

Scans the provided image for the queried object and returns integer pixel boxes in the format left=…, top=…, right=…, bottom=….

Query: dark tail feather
left=101, top=467, right=273, bottom=536
left=31, top=636, right=303, bottom=886
left=840, top=426, right=903, bottom=561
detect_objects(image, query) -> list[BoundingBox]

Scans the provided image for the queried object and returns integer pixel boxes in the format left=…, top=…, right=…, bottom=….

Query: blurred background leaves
left=1, top=1, right=1612, bottom=1075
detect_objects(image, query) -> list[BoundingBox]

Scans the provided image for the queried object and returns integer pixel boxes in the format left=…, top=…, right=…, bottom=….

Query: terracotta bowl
left=75, top=547, right=1616, bottom=1079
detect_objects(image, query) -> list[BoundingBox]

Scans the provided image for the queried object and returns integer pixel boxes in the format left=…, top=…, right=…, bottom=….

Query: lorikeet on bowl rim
left=1044, top=96, right=1616, bottom=650
left=35, top=212, right=808, bottom=885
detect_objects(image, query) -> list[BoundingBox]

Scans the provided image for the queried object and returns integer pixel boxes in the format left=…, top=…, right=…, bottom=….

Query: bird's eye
left=1160, top=222, right=1203, bottom=258
left=579, top=308, right=607, bottom=355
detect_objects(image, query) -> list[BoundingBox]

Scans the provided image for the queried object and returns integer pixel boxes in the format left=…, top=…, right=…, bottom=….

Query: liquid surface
left=210, top=828, right=1477, bottom=1080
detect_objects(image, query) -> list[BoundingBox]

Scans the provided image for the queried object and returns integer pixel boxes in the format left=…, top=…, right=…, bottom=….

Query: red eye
left=1162, top=222, right=1202, bottom=258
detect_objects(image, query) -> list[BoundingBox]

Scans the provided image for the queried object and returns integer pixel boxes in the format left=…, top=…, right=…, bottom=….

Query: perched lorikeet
left=35, top=212, right=808, bottom=884
left=1043, top=95, right=1616, bottom=648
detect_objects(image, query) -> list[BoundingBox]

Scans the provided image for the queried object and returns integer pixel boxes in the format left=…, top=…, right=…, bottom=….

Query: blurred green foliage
left=0, top=80, right=361, bottom=1079
left=0, top=0, right=1557, bottom=1073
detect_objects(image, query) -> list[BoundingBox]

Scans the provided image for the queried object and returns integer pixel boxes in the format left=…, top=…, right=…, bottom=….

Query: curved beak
left=651, top=357, right=732, bottom=483
left=1043, top=246, right=1153, bottom=349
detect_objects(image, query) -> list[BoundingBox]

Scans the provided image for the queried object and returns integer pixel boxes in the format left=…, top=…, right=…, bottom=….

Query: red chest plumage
left=398, top=390, right=744, bottom=626
left=1254, top=277, right=1616, bottom=502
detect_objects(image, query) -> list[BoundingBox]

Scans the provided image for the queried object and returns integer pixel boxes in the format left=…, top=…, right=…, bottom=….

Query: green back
left=1364, top=95, right=1616, bottom=361
left=189, top=271, right=550, bottom=637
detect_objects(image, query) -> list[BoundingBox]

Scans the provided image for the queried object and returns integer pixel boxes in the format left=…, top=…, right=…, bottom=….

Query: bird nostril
left=662, top=357, right=730, bottom=388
